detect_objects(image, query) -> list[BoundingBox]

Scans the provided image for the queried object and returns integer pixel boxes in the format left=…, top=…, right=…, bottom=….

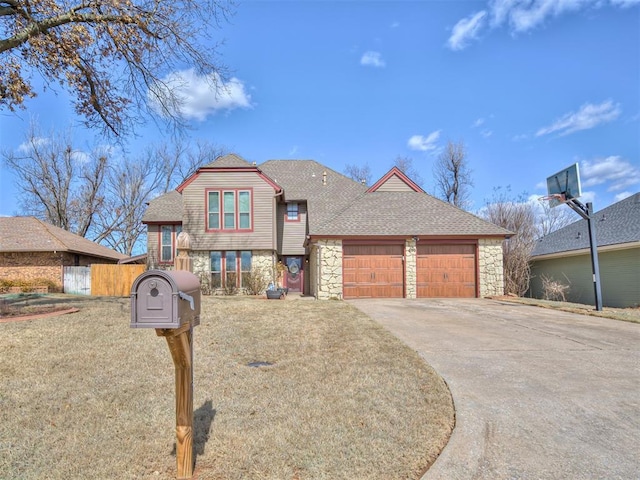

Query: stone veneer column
left=315, top=239, right=343, bottom=300
left=478, top=238, right=505, bottom=297
left=191, top=251, right=210, bottom=279
left=251, top=250, right=277, bottom=284
left=405, top=238, right=417, bottom=299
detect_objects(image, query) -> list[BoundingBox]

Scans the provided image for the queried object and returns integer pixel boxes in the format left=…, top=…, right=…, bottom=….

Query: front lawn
left=0, top=296, right=454, bottom=479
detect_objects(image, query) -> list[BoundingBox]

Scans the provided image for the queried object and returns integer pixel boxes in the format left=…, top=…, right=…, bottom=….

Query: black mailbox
left=131, top=270, right=201, bottom=329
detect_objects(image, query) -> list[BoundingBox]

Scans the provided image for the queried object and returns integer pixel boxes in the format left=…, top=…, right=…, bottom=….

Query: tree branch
left=1, top=11, right=137, bottom=53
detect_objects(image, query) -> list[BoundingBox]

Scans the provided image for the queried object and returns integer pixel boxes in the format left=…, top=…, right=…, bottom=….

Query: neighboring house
left=143, top=153, right=511, bottom=299
left=0, top=217, right=128, bottom=291
left=530, top=192, right=640, bottom=308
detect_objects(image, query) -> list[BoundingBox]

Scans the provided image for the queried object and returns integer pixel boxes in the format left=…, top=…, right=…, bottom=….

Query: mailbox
left=131, top=270, right=201, bottom=329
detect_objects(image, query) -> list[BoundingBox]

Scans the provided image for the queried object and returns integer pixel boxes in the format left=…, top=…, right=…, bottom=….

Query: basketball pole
left=564, top=198, right=603, bottom=311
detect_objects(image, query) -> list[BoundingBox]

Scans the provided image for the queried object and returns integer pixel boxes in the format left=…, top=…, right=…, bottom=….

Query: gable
left=368, top=167, right=424, bottom=193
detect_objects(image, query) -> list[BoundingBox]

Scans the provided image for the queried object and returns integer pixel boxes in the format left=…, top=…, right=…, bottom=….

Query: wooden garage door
left=343, top=244, right=404, bottom=298
left=417, top=244, right=476, bottom=298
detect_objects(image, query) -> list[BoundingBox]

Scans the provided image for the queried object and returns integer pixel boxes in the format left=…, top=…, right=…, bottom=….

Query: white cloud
left=536, top=100, right=621, bottom=137
left=407, top=130, right=441, bottom=151
left=614, top=191, right=634, bottom=201
left=580, top=156, right=640, bottom=191
left=18, top=136, right=50, bottom=153
left=360, top=51, right=386, bottom=68
left=481, top=129, right=493, bottom=138
left=447, top=11, right=487, bottom=51
left=451, top=1, right=639, bottom=49
left=391, top=21, right=400, bottom=28
left=149, top=69, right=252, bottom=121
left=472, top=118, right=485, bottom=127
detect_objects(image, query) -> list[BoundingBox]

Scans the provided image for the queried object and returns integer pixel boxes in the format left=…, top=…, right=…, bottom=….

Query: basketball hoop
left=538, top=193, right=568, bottom=208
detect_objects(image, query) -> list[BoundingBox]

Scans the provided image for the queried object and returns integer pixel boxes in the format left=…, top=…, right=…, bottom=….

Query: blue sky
left=1, top=0, right=639, bottom=219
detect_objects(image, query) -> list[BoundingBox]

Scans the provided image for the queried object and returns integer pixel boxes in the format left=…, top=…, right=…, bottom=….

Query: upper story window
left=286, top=202, right=299, bottom=221
left=207, top=189, right=252, bottom=231
left=160, top=224, right=182, bottom=263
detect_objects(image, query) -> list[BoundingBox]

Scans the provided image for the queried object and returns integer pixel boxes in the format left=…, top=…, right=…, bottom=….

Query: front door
left=284, top=257, right=304, bottom=293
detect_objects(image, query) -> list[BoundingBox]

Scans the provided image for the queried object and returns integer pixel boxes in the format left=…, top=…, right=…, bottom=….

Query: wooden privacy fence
left=91, top=264, right=147, bottom=297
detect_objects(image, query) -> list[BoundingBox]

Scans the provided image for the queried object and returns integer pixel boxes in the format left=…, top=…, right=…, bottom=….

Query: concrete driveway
left=349, top=298, right=640, bottom=480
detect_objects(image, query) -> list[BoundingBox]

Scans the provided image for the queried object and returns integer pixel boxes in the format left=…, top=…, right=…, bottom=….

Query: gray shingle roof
left=203, top=153, right=253, bottom=168
left=142, top=190, right=183, bottom=223
left=0, top=217, right=127, bottom=260
left=532, top=192, right=640, bottom=257
left=140, top=155, right=512, bottom=238
left=259, top=160, right=368, bottom=231
left=315, top=191, right=511, bottom=237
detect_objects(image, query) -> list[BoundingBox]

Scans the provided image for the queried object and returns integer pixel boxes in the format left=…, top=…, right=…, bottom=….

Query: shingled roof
left=259, top=160, right=367, bottom=231
left=203, top=153, right=254, bottom=168
left=142, top=190, right=182, bottom=223
left=532, top=192, right=640, bottom=257
left=315, top=191, right=511, bottom=237
left=0, top=217, right=127, bottom=261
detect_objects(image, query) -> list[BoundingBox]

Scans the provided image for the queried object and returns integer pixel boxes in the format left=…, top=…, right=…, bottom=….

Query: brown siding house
left=143, top=154, right=511, bottom=299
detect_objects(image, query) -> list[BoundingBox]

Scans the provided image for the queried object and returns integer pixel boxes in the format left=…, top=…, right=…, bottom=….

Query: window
left=286, top=202, right=299, bottom=221
left=160, top=224, right=182, bottom=263
left=206, top=189, right=252, bottom=231
left=223, top=191, right=235, bottom=229
left=225, top=251, right=237, bottom=287
left=239, top=191, right=251, bottom=229
left=210, top=252, right=222, bottom=289
left=210, top=250, right=252, bottom=289
left=240, top=250, right=252, bottom=286
left=208, top=191, right=220, bottom=230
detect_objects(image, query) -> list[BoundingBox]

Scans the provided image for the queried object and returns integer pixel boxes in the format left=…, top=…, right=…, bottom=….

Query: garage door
left=343, top=244, right=404, bottom=298
left=417, top=244, right=476, bottom=298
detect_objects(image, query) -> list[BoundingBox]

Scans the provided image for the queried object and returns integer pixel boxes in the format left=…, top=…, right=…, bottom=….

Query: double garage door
left=343, top=243, right=476, bottom=299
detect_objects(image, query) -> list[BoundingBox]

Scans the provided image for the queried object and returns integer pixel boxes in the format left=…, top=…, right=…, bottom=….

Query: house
left=143, top=154, right=511, bottom=299
left=529, top=192, right=640, bottom=308
left=0, top=217, right=128, bottom=291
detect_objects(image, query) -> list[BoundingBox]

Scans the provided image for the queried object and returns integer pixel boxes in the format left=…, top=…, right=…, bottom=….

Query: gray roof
left=204, top=153, right=253, bottom=168
left=0, top=217, right=127, bottom=260
left=532, top=192, right=640, bottom=257
left=315, top=191, right=512, bottom=237
left=259, top=160, right=368, bottom=231
left=141, top=155, right=512, bottom=238
left=142, top=190, right=182, bottom=223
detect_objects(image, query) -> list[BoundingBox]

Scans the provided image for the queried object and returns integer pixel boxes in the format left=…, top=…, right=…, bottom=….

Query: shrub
left=540, top=273, right=570, bottom=302
left=223, top=273, right=238, bottom=296
left=242, top=267, right=271, bottom=295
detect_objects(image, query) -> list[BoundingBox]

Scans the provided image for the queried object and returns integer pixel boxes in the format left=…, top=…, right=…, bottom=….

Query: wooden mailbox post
left=131, top=232, right=198, bottom=479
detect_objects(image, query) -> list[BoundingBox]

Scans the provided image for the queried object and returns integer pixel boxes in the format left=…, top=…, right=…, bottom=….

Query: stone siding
left=313, top=239, right=343, bottom=300
left=404, top=238, right=416, bottom=299
left=478, top=238, right=505, bottom=297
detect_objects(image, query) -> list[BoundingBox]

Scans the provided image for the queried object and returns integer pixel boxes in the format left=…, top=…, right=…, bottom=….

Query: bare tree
left=537, top=198, right=575, bottom=237
left=481, top=187, right=538, bottom=296
left=3, top=125, right=108, bottom=236
left=434, top=140, right=473, bottom=209
left=393, top=156, right=423, bottom=187
left=0, top=0, right=232, bottom=136
left=3, top=126, right=224, bottom=254
left=94, top=140, right=225, bottom=254
left=344, top=163, right=372, bottom=186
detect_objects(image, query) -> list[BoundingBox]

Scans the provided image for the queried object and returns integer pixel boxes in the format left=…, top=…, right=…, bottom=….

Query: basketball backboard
left=545, top=163, right=581, bottom=207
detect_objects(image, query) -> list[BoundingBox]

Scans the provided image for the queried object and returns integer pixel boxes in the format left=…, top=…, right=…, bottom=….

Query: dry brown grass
left=0, top=295, right=454, bottom=479
left=493, top=295, right=640, bottom=324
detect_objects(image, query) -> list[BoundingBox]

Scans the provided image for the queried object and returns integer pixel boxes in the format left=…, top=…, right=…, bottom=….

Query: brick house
left=0, top=217, right=128, bottom=291
left=143, top=154, right=511, bottom=299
